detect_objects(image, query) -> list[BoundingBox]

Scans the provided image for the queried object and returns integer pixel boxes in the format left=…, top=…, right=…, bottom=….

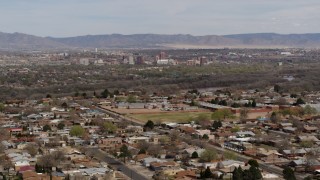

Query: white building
left=79, top=58, right=90, bottom=65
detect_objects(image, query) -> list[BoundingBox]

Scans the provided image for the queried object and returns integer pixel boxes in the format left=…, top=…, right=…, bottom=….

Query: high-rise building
left=159, top=52, right=167, bottom=60
left=136, top=56, right=145, bottom=65
left=200, top=56, right=208, bottom=66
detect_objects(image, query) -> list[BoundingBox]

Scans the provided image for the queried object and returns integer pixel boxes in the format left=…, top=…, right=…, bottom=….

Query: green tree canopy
left=251, top=100, right=257, bottom=107
left=57, top=122, right=65, bottom=130
left=144, top=120, right=155, bottom=130
left=202, top=134, right=209, bottom=140
left=211, top=109, right=234, bottom=120
left=303, top=105, right=317, bottom=115
left=70, top=125, right=85, bottom=137
left=200, top=167, right=213, bottom=179
left=283, top=166, right=296, bottom=180
left=191, top=151, right=199, bottom=158
left=232, top=166, right=244, bottom=180
left=0, top=103, right=5, bottom=112
left=42, top=124, right=51, bottom=132
left=296, top=98, right=305, bottom=105
left=127, top=94, right=137, bottom=103
left=200, top=149, right=217, bottom=162
left=274, top=84, right=281, bottom=93
left=119, top=144, right=132, bottom=163
left=212, top=120, right=222, bottom=131
left=103, top=122, right=117, bottom=134
left=248, top=159, right=259, bottom=168
left=101, top=89, right=110, bottom=98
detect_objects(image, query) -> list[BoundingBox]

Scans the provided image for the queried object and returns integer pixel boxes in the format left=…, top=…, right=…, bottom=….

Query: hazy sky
left=1, top=0, right=320, bottom=37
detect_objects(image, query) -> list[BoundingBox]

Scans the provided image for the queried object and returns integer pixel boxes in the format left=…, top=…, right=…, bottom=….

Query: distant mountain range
left=1, top=31, right=320, bottom=50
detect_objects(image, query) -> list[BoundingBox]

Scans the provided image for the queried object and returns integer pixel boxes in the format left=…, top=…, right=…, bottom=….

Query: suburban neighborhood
left=1, top=83, right=320, bottom=180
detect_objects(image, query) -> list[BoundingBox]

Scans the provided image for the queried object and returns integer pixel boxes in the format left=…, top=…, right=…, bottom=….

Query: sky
left=1, top=0, right=320, bottom=37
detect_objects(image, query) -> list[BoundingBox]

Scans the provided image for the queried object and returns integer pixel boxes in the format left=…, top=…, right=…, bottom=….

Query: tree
left=113, top=89, right=120, bottom=96
left=190, top=100, right=197, bottom=106
left=211, top=97, right=219, bottom=104
left=82, top=92, right=87, bottom=99
left=232, top=166, right=244, bottom=180
left=138, top=149, right=146, bottom=154
left=300, top=141, right=313, bottom=148
left=283, top=166, right=296, bottom=180
left=37, top=154, right=57, bottom=173
left=0, top=103, right=5, bottom=112
left=251, top=100, right=257, bottom=107
left=24, top=143, right=38, bottom=157
left=42, top=124, right=51, bottom=132
left=244, top=166, right=262, bottom=180
left=61, top=102, right=68, bottom=109
left=70, top=125, right=85, bottom=137
left=51, top=150, right=66, bottom=164
left=0, top=127, right=10, bottom=141
left=194, top=114, right=211, bottom=128
left=248, top=159, right=259, bottom=168
left=35, top=163, right=43, bottom=173
left=101, top=89, right=110, bottom=98
left=46, top=94, right=52, bottom=98
left=218, top=100, right=228, bottom=106
left=296, top=98, right=305, bottom=105
left=191, top=151, right=199, bottom=158
left=103, top=122, right=117, bottom=134
left=200, top=149, right=217, bottom=162
left=275, top=97, right=288, bottom=105
left=231, top=125, right=240, bottom=133
left=274, top=84, right=281, bottom=93
left=240, top=108, right=249, bottom=122
left=147, top=144, right=162, bottom=157
left=169, top=130, right=180, bottom=142
left=303, top=105, right=317, bottom=115
left=202, top=134, right=209, bottom=140
left=211, top=109, right=234, bottom=120
left=127, top=94, right=137, bottom=103
left=212, top=120, right=222, bottom=131
left=231, top=103, right=241, bottom=108
left=270, top=112, right=281, bottom=124
left=119, top=145, right=131, bottom=163
left=144, top=120, right=155, bottom=130
left=200, top=167, right=213, bottom=179
left=57, top=122, right=65, bottom=130
left=74, top=92, right=79, bottom=97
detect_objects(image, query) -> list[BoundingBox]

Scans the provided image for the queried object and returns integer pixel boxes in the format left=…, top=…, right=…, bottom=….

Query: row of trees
left=232, top=160, right=262, bottom=180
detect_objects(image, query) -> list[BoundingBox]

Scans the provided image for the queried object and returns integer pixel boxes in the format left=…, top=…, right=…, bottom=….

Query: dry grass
left=128, top=112, right=213, bottom=123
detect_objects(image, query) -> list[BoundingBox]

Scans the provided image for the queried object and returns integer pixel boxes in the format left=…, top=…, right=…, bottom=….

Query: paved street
left=88, top=147, right=150, bottom=180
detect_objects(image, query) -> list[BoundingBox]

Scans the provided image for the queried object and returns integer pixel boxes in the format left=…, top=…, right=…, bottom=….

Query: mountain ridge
left=1, top=31, right=320, bottom=50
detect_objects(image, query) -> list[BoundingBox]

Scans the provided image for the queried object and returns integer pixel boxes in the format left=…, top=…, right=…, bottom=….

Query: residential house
left=150, top=161, right=178, bottom=171
left=303, top=125, right=318, bottom=133
left=142, top=157, right=164, bottom=167
left=283, top=149, right=307, bottom=159
left=256, top=148, right=284, bottom=164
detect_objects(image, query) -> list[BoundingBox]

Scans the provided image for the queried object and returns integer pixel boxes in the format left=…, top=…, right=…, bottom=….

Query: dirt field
left=128, top=112, right=213, bottom=123
left=100, top=105, right=266, bottom=123
left=100, top=105, right=211, bottom=115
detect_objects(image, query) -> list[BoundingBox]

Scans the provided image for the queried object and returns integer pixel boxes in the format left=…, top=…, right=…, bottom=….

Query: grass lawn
left=128, top=112, right=213, bottom=123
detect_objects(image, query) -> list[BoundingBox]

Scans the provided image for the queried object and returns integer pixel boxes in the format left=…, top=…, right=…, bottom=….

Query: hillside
left=1, top=31, right=320, bottom=50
